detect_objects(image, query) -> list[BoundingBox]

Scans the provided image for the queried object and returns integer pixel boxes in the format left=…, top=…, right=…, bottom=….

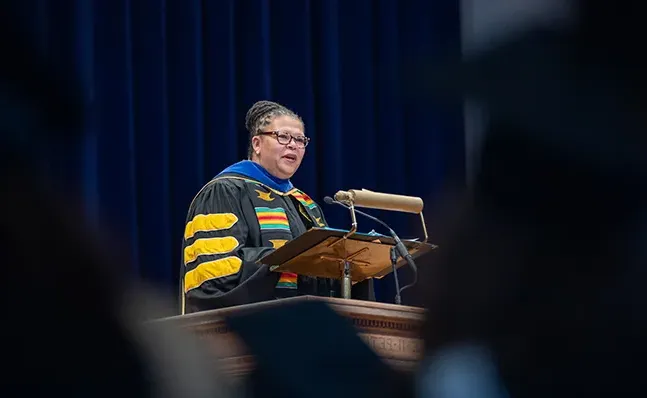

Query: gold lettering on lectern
left=359, top=334, right=423, bottom=360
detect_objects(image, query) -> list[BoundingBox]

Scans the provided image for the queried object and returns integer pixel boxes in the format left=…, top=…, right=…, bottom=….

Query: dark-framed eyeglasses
left=257, top=131, right=310, bottom=148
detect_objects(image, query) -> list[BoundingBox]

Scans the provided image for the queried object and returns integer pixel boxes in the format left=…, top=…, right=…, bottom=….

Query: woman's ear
left=252, top=136, right=262, bottom=156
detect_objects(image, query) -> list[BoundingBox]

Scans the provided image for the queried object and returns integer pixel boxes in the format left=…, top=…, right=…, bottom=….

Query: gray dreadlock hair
left=245, top=100, right=303, bottom=159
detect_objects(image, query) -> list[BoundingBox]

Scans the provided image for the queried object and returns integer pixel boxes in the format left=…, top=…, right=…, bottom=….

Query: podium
left=152, top=295, right=426, bottom=381
left=163, top=194, right=434, bottom=382
left=259, top=227, right=435, bottom=299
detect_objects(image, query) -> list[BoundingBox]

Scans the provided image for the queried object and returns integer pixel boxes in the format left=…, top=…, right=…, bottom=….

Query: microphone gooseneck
left=324, top=196, right=393, bottom=234
left=323, top=196, right=418, bottom=304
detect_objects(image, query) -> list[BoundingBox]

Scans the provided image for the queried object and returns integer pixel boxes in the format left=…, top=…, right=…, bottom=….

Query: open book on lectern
left=257, top=227, right=436, bottom=284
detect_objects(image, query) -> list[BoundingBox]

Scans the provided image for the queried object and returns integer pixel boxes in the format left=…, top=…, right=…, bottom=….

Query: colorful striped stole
left=254, top=207, right=297, bottom=291
left=276, top=272, right=297, bottom=289
left=292, top=191, right=317, bottom=210
left=254, top=207, right=290, bottom=231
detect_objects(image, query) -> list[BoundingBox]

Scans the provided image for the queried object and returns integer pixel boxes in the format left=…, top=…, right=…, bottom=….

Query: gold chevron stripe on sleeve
left=184, top=213, right=238, bottom=240
left=183, top=236, right=240, bottom=265
left=184, top=256, right=243, bottom=293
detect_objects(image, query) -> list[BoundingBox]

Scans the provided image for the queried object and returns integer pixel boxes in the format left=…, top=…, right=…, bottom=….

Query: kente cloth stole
left=246, top=182, right=298, bottom=291
left=247, top=182, right=327, bottom=292
left=290, top=189, right=327, bottom=228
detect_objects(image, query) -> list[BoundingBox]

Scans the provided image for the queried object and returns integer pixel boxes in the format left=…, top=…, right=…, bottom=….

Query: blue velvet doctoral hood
left=216, top=160, right=294, bottom=193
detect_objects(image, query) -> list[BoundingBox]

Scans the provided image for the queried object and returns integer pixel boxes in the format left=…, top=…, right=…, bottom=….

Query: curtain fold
left=13, top=0, right=463, bottom=303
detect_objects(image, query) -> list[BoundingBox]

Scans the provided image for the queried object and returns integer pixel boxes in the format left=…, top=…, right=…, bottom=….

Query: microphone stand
left=323, top=196, right=417, bottom=304
left=390, top=246, right=402, bottom=305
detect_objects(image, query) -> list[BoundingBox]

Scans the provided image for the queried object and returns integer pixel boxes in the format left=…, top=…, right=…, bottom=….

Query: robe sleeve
left=182, top=179, right=278, bottom=313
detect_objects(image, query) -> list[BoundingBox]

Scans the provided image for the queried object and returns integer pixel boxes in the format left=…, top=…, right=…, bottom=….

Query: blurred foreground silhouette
left=0, top=8, right=234, bottom=398
left=415, top=1, right=647, bottom=397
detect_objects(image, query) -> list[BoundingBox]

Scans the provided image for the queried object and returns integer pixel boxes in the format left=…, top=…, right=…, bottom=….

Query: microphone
left=323, top=196, right=418, bottom=305
left=333, top=189, right=424, bottom=214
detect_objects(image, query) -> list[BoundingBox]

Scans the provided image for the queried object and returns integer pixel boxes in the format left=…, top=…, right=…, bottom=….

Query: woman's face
left=251, top=115, right=306, bottom=179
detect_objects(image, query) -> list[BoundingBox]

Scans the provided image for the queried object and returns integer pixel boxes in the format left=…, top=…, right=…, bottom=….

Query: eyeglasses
left=258, top=131, right=310, bottom=148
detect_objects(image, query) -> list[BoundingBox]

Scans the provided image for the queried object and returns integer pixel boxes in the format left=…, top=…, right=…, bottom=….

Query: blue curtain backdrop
left=13, top=0, right=463, bottom=305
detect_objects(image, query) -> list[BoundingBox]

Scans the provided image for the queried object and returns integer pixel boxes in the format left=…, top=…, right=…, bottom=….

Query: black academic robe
left=180, top=172, right=374, bottom=313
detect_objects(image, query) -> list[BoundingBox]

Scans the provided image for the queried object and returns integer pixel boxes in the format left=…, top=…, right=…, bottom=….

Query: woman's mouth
left=282, top=154, right=297, bottom=163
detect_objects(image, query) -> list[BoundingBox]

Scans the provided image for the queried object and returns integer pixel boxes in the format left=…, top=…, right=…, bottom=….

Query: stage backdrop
left=14, top=0, right=464, bottom=305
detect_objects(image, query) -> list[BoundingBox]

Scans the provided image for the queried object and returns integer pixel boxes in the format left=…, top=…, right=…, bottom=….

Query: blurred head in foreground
left=416, top=1, right=647, bottom=397
left=0, top=10, right=234, bottom=398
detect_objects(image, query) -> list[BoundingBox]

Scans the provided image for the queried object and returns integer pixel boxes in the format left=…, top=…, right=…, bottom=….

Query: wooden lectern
left=153, top=295, right=426, bottom=381
left=160, top=223, right=434, bottom=381
left=259, top=227, right=435, bottom=299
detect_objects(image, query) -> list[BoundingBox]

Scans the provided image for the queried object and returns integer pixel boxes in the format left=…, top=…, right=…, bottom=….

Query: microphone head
left=323, top=196, right=334, bottom=204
